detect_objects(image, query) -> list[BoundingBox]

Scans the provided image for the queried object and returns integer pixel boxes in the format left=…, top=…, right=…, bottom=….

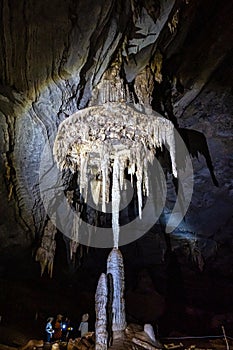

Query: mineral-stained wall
left=0, top=0, right=232, bottom=278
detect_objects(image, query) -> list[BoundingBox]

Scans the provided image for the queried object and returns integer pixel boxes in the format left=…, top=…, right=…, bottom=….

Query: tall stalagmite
left=106, top=248, right=126, bottom=337
left=95, top=273, right=108, bottom=350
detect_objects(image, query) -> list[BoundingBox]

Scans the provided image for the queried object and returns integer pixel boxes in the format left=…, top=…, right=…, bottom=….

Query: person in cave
left=78, top=313, right=89, bottom=337
left=61, top=317, right=73, bottom=341
left=45, top=317, right=54, bottom=343
left=53, top=314, right=63, bottom=341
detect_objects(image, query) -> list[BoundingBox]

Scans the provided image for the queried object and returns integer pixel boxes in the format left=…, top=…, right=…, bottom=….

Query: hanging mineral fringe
left=54, top=103, right=177, bottom=177
left=53, top=101, right=177, bottom=248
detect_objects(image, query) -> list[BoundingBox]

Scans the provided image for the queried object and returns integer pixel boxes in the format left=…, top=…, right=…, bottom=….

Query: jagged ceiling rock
left=123, top=0, right=176, bottom=82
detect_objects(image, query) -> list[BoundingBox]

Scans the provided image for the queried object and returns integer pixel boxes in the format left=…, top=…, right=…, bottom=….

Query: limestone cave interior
left=0, top=0, right=233, bottom=349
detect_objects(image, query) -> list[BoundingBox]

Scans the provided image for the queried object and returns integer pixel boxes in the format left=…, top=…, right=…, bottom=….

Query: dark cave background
left=0, top=0, right=233, bottom=345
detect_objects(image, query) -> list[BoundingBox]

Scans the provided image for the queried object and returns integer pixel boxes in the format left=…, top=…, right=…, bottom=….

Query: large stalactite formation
left=0, top=0, right=233, bottom=340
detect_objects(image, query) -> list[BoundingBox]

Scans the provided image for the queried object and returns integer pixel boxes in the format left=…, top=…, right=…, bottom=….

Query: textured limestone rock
left=94, top=249, right=164, bottom=349
left=95, top=249, right=126, bottom=348
left=124, top=323, right=162, bottom=349
left=106, top=248, right=126, bottom=335
left=35, top=219, right=57, bottom=277
left=95, top=273, right=108, bottom=350
left=123, top=0, right=176, bottom=82
left=144, top=324, right=156, bottom=343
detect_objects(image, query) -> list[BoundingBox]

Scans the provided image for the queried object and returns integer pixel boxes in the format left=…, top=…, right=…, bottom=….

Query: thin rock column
left=95, top=273, right=108, bottom=350
left=107, top=248, right=126, bottom=339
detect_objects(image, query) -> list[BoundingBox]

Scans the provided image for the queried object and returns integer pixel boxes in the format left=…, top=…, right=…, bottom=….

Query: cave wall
left=0, top=0, right=133, bottom=251
left=0, top=0, right=232, bottom=274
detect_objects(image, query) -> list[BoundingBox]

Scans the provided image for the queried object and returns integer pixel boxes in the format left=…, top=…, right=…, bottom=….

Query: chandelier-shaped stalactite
left=53, top=101, right=177, bottom=248
left=35, top=219, right=56, bottom=278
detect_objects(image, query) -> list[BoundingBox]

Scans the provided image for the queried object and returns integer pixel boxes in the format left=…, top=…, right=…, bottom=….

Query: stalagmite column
left=107, top=248, right=126, bottom=338
left=95, top=273, right=108, bottom=350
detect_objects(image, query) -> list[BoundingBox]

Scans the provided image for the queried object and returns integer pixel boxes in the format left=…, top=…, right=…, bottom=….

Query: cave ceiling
left=0, top=0, right=232, bottom=281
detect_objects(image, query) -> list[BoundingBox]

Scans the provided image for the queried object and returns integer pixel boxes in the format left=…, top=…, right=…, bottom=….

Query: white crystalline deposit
left=95, top=273, right=108, bottom=350
left=107, top=248, right=126, bottom=335
left=53, top=102, right=177, bottom=248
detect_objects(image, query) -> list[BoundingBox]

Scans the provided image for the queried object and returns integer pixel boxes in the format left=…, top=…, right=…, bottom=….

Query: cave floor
left=1, top=248, right=233, bottom=349
left=0, top=321, right=233, bottom=350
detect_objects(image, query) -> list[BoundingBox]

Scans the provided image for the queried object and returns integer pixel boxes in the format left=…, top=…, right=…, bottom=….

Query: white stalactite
left=70, top=209, right=80, bottom=259
left=112, top=157, right=121, bottom=248
left=100, top=150, right=109, bottom=213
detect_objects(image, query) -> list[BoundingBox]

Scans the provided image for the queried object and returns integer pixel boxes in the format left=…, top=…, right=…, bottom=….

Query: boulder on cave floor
left=67, top=333, right=95, bottom=350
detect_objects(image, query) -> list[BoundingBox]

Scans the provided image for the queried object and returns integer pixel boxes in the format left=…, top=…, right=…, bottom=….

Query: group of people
left=45, top=313, right=89, bottom=343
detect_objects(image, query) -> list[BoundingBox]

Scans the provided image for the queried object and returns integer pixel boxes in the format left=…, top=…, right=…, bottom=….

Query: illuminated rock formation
left=95, top=273, right=108, bottom=350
